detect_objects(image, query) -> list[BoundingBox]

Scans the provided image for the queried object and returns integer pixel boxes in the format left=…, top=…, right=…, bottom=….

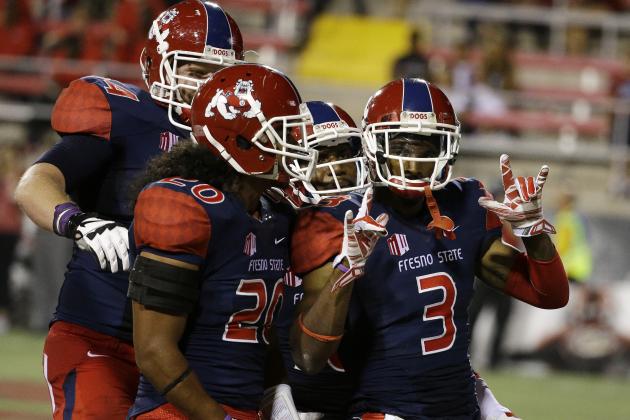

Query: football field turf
left=1, top=330, right=629, bottom=419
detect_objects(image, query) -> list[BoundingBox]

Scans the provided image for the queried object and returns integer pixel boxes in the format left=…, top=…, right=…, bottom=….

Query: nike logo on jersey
left=86, top=351, right=109, bottom=358
left=274, top=237, right=286, bottom=245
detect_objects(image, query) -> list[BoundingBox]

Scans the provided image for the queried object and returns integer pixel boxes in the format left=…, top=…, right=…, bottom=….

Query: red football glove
left=478, top=154, right=556, bottom=237
left=332, top=187, right=388, bottom=291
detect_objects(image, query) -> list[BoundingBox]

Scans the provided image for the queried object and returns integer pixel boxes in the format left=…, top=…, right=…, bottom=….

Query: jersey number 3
left=417, top=272, right=457, bottom=355
left=223, top=279, right=283, bottom=345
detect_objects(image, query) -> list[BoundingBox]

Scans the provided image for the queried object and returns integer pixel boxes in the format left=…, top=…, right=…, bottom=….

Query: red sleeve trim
left=291, top=210, right=343, bottom=274
left=503, top=250, right=569, bottom=309
left=134, top=186, right=211, bottom=258
left=51, top=79, right=112, bottom=140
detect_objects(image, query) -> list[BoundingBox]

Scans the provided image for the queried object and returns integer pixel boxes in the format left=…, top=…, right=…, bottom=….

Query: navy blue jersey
left=292, top=180, right=502, bottom=419
left=128, top=178, right=293, bottom=415
left=36, top=76, right=188, bottom=340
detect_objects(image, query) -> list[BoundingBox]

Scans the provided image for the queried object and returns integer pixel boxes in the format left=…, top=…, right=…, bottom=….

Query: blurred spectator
left=40, top=5, right=91, bottom=60
left=0, top=0, right=36, bottom=56
left=553, top=188, right=593, bottom=284
left=468, top=26, right=516, bottom=119
left=111, top=0, right=166, bottom=63
left=565, top=25, right=592, bottom=56
left=477, top=26, right=516, bottom=92
left=392, top=29, right=430, bottom=80
left=535, top=286, right=630, bottom=373
left=469, top=279, right=514, bottom=369
left=0, top=144, right=24, bottom=334
left=448, top=41, right=476, bottom=123
left=611, top=46, right=630, bottom=196
left=39, top=2, right=121, bottom=87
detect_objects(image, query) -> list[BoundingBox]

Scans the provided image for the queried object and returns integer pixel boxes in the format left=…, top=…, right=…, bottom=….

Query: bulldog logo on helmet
left=205, top=79, right=262, bottom=120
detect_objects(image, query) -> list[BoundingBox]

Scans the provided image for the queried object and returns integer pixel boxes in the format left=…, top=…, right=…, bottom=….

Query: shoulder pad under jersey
left=134, top=181, right=212, bottom=260
left=52, top=76, right=175, bottom=140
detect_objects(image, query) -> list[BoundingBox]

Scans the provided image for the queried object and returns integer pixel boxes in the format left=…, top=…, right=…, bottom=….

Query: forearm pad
left=503, top=250, right=569, bottom=309
left=128, top=256, right=201, bottom=314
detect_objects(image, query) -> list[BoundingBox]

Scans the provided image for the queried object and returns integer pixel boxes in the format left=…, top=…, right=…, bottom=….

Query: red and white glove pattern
left=332, top=187, right=388, bottom=292
left=478, top=154, right=556, bottom=237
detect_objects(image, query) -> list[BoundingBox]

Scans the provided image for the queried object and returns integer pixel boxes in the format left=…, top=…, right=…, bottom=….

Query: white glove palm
left=332, top=187, right=388, bottom=291
left=478, top=154, right=555, bottom=237
left=74, top=217, right=130, bottom=273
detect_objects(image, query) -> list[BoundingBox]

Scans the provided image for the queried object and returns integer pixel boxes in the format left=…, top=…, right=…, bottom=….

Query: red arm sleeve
left=291, top=210, right=343, bottom=275
left=503, top=250, right=569, bottom=309
left=51, top=79, right=112, bottom=140
left=134, top=186, right=211, bottom=262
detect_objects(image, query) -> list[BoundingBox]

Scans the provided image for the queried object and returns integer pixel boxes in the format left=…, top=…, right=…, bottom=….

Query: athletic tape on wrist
left=330, top=266, right=364, bottom=292
left=334, top=261, right=350, bottom=273
left=53, top=202, right=82, bottom=237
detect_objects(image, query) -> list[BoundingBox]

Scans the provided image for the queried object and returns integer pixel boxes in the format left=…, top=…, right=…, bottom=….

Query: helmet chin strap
left=424, top=188, right=456, bottom=240
left=386, top=177, right=457, bottom=240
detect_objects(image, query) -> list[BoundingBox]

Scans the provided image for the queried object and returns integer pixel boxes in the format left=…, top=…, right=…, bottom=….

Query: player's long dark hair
left=129, top=141, right=240, bottom=208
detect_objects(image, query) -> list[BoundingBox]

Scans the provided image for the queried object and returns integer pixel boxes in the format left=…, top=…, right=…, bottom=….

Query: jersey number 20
left=223, top=278, right=284, bottom=345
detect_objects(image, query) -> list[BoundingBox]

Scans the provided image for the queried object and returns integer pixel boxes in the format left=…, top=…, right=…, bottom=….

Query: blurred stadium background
left=1, top=0, right=630, bottom=418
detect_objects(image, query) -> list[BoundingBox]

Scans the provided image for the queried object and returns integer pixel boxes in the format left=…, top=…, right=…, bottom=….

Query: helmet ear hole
left=236, top=135, right=253, bottom=150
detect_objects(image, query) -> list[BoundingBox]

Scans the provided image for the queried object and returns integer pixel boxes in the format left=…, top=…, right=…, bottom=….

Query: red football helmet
left=140, top=0, right=244, bottom=130
left=190, top=64, right=317, bottom=182
left=362, top=78, right=461, bottom=196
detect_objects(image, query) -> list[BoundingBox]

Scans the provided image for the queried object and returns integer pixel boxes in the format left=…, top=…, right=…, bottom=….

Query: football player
left=13, top=1, right=243, bottom=417
left=126, top=64, right=320, bottom=419
left=289, top=79, right=569, bottom=419
left=272, top=101, right=366, bottom=419
left=282, top=100, right=519, bottom=420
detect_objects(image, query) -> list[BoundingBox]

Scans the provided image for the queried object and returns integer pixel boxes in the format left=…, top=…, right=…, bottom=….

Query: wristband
left=159, top=367, right=193, bottom=396
left=330, top=266, right=364, bottom=292
left=334, top=261, right=349, bottom=273
left=53, top=202, right=82, bottom=237
left=298, top=313, right=343, bottom=343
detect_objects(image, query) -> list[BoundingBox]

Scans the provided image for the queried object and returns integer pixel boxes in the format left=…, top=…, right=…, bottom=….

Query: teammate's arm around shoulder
left=477, top=154, right=569, bottom=309
left=291, top=187, right=388, bottom=374
left=129, top=252, right=227, bottom=420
